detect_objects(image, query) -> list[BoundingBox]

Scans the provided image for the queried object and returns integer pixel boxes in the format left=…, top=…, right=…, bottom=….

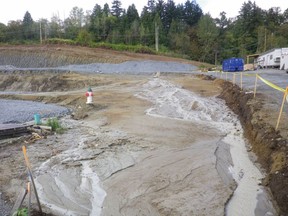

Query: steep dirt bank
left=0, top=72, right=111, bottom=92
left=218, top=80, right=288, bottom=215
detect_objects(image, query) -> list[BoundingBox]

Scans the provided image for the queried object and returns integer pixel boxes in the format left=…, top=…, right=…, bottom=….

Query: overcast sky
left=0, top=0, right=288, bottom=25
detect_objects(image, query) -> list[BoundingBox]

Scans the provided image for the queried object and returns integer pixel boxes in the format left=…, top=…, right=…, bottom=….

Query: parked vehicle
left=222, top=58, right=244, bottom=72
left=256, top=48, right=288, bottom=69
left=280, top=49, right=288, bottom=72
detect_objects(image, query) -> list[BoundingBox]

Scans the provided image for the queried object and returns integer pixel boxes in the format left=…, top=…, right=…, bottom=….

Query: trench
left=139, top=78, right=276, bottom=215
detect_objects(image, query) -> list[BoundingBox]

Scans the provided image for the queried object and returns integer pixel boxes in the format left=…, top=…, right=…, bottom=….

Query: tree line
left=0, top=0, right=288, bottom=64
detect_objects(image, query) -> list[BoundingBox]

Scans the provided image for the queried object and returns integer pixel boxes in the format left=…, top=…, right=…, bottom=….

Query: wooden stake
left=254, top=75, right=258, bottom=98
left=22, top=146, right=42, bottom=214
left=28, top=182, right=31, bottom=216
left=10, top=188, right=27, bottom=215
left=276, top=87, right=288, bottom=130
left=240, top=72, right=243, bottom=90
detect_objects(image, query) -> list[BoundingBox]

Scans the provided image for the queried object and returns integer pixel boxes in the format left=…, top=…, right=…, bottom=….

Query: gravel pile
left=0, top=99, right=70, bottom=124
left=0, top=60, right=198, bottom=75
left=59, top=60, right=198, bottom=74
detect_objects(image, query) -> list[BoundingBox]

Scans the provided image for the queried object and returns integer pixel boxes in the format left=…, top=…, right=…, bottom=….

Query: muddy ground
left=0, top=72, right=287, bottom=215
left=0, top=73, right=228, bottom=215
left=218, top=80, right=288, bottom=215
left=0, top=45, right=287, bottom=215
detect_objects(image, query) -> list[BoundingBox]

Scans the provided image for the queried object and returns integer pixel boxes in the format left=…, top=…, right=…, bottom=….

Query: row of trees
left=0, top=0, right=288, bottom=64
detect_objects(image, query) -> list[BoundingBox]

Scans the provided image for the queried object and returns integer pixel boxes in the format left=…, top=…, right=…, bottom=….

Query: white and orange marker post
left=85, top=87, right=94, bottom=104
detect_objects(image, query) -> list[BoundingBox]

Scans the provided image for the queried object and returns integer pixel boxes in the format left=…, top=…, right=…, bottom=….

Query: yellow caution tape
left=256, top=74, right=286, bottom=93
left=244, top=73, right=257, bottom=77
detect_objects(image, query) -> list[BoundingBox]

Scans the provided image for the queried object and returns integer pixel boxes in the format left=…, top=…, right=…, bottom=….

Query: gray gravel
left=0, top=192, right=12, bottom=216
left=0, top=99, right=70, bottom=124
left=59, top=60, right=198, bottom=74
left=210, top=69, right=288, bottom=107
left=0, top=60, right=198, bottom=74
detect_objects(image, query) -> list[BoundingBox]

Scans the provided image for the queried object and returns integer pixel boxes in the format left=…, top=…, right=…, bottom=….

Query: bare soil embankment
left=218, top=80, right=288, bottom=215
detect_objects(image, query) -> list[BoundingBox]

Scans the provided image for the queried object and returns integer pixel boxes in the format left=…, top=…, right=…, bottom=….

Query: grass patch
left=46, top=118, right=65, bottom=134
left=12, top=208, right=28, bottom=216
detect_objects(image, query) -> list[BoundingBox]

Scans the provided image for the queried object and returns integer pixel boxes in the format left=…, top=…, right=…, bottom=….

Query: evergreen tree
left=163, top=0, right=177, bottom=33
left=155, top=0, right=166, bottom=21
left=103, top=3, right=110, bottom=16
left=147, top=0, right=156, bottom=13
left=126, top=4, right=139, bottom=25
left=111, top=0, right=123, bottom=18
left=140, top=6, right=155, bottom=46
left=265, top=7, right=284, bottom=31
left=197, top=14, right=219, bottom=63
left=236, top=1, right=264, bottom=54
left=22, top=11, right=34, bottom=40
left=183, top=0, right=202, bottom=26
left=90, top=4, right=103, bottom=41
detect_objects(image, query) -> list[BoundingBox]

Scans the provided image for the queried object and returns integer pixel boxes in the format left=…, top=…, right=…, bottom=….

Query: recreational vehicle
left=256, top=48, right=288, bottom=69
left=280, top=48, right=288, bottom=72
left=256, top=48, right=282, bottom=68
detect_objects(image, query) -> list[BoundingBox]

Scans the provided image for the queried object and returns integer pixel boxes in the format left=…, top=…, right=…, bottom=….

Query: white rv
left=280, top=48, right=288, bottom=72
left=257, top=48, right=282, bottom=68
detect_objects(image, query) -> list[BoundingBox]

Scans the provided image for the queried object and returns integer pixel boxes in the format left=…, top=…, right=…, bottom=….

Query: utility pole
left=44, top=24, right=47, bottom=40
left=264, top=27, right=267, bottom=52
left=39, top=21, right=42, bottom=44
left=155, top=22, right=159, bottom=52
left=214, top=50, right=218, bottom=66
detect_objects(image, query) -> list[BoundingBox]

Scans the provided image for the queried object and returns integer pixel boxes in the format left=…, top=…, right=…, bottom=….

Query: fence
left=210, top=71, right=288, bottom=130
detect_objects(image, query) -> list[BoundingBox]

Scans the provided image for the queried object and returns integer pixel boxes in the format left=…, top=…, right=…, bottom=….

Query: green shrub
left=12, top=208, right=28, bottom=216
left=46, top=118, right=64, bottom=133
left=45, top=38, right=76, bottom=45
left=76, top=30, right=93, bottom=46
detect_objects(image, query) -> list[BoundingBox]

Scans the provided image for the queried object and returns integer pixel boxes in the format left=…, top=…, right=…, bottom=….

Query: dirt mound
left=218, top=80, right=288, bottom=214
left=0, top=72, right=109, bottom=92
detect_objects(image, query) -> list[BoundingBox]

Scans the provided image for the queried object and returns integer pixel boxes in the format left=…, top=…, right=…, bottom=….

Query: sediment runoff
left=33, top=78, right=276, bottom=215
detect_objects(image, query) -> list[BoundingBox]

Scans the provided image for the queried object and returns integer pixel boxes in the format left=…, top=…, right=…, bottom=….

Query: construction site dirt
left=0, top=45, right=287, bottom=216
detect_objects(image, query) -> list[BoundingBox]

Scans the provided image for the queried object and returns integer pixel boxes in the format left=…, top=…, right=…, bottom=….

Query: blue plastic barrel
left=34, top=114, right=41, bottom=125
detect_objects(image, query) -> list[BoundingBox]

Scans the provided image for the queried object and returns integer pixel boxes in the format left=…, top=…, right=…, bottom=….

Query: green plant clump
left=12, top=208, right=28, bottom=216
left=46, top=118, right=65, bottom=134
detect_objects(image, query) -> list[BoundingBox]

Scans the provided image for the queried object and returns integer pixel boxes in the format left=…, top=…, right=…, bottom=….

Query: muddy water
left=35, top=78, right=276, bottom=215
left=138, top=79, right=276, bottom=215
